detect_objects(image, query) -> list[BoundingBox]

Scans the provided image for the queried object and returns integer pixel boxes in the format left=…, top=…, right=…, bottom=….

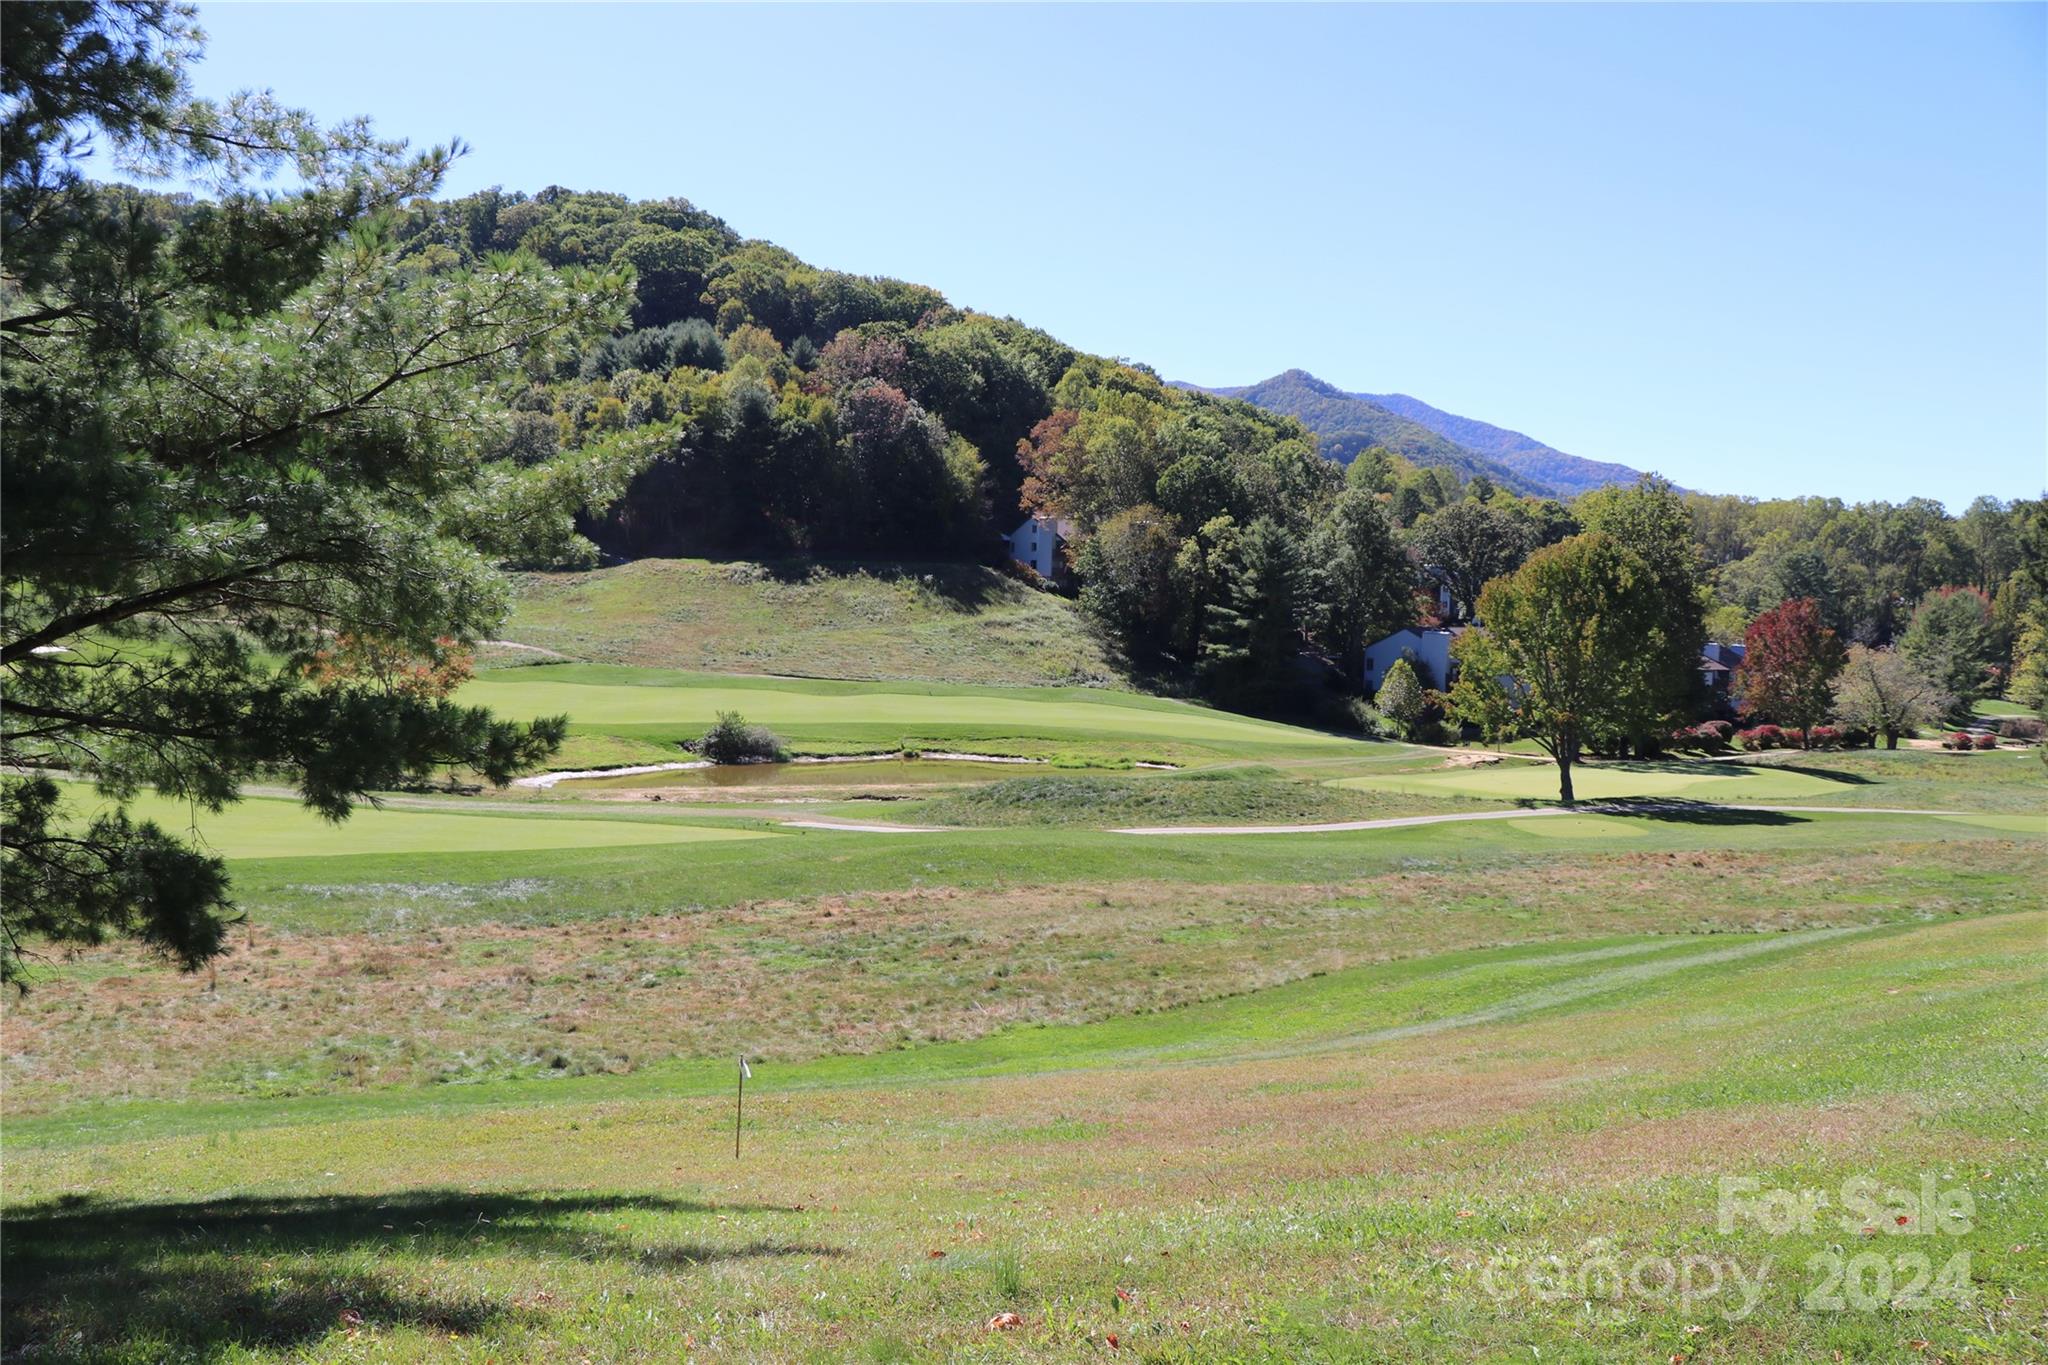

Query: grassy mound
left=498, top=558, right=1125, bottom=687
left=912, top=767, right=1469, bottom=827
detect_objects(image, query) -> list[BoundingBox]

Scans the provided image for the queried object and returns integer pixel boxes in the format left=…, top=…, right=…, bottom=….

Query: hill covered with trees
left=383, top=187, right=1325, bottom=568
left=93, top=172, right=2038, bottom=722
left=380, top=187, right=2043, bottom=723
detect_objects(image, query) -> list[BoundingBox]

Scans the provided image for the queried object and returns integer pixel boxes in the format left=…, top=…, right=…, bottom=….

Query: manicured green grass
left=1973, top=697, right=2033, bottom=717
left=461, top=664, right=1357, bottom=765
left=72, top=785, right=777, bottom=859
left=1734, top=746, right=2048, bottom=813
left=189, top=806, right=2033, bottom=936
left=10, top=665, right=2045, bottom=1360
left=499, top=557, right=1128, bottom=687
left=564, top=757, right=1071, bottom=792
left=1332, top=757, right=1858, bottom=803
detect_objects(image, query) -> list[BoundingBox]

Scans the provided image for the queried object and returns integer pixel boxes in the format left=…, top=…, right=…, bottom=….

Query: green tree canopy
left=1446, top=533, right=1663, bottom=803
left=1374, top=656, right=1427, bottom=741
left=1900, top=587, right=1999, bottom=704
left=1574, top=475, right=1708, bottom=751
left=1408, top=500, right=1535, bottom=623
left=1076, top=504, right=1180, bottom=668
left=1200, top=517, right=1306, bottom=708
left=0, top=1, right=638, bottom=986
left=1306, top=488, right=1416, bottom=670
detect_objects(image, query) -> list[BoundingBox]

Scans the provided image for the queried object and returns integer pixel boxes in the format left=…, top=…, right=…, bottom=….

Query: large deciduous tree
left=1830, top=645, right=1954, bottom=749
left=1408, top=500, right=1534, bottom=623
left=1734, top=598, right=1846, bottom=745
left=1, top=1, right=641, bottom=986
left=1076, top=505, right=1180, bottom=668
left=1574, top=475, right=1709, bottom=753
left=1446, top=533, right=1663, bottom=804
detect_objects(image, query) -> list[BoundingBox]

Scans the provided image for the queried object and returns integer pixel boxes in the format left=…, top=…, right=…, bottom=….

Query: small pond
left=570, top=758, right=1048, bottom=790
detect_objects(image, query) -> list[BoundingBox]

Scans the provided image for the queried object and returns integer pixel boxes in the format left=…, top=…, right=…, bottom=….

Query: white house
left=1005, top=515, right=1072, bottom=580
left=1363, top=626, right=1467, bottom=694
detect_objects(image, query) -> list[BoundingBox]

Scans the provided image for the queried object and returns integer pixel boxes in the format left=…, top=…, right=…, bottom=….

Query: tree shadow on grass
left=1575, top=756, right=1881, bottom=788
left=1584, top=799, right=1808, bottom=826
left=1751, top=761, right=1880, bottom=787
left=2, top=1188, right=839, bottom=1359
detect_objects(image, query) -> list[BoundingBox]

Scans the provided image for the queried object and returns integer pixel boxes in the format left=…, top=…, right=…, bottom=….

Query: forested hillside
left=372, top=187, right=2045, bottom=724
left=386, top=188, right=1322, bottom=565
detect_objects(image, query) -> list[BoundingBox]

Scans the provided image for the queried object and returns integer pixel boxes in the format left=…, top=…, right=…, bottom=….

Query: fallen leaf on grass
left=987, top=1312, right=1024, bottom=1331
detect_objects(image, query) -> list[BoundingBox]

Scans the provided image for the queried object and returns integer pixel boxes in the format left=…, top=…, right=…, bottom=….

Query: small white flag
left=738, top=1056, right=752, bottom=1080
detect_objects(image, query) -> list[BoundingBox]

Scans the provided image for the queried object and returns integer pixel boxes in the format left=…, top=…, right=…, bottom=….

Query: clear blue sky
left=182, top=2, right=2044, bottom=504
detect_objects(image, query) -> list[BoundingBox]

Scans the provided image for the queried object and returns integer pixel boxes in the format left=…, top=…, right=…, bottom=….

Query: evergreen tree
left=1307, top=489, right=1415, bottom=670
left=1201, top=517, right=1304, bottom=706
left=0, top=1, right=637, bottom=985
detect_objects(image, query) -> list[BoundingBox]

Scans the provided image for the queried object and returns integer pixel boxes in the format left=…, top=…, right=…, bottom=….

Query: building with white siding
left=1005, top=515, right=1072, bottom=580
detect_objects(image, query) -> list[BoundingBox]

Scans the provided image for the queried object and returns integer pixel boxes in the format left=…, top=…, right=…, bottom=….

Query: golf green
left=461, top=670, right=1336, bottom=749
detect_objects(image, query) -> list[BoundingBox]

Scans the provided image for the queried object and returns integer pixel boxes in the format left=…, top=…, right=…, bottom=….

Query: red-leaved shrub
left=1807, top=725, right=1840, bottom=749
left=1737, top=724, right=1785, bottom=751
left=1973, top=732, right=1997, bottom=750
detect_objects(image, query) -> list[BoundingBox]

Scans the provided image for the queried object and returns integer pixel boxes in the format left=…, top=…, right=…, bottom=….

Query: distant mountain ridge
left=1185, top=371, right=1545, bottom=495
left=1178, top=369, right=1649, bottom=500
left=1357, top=391, right=1649, bottom=499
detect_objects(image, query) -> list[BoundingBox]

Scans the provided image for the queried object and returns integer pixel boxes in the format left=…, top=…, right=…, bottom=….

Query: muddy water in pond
left=570, top=759, right=1032, bottom=791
